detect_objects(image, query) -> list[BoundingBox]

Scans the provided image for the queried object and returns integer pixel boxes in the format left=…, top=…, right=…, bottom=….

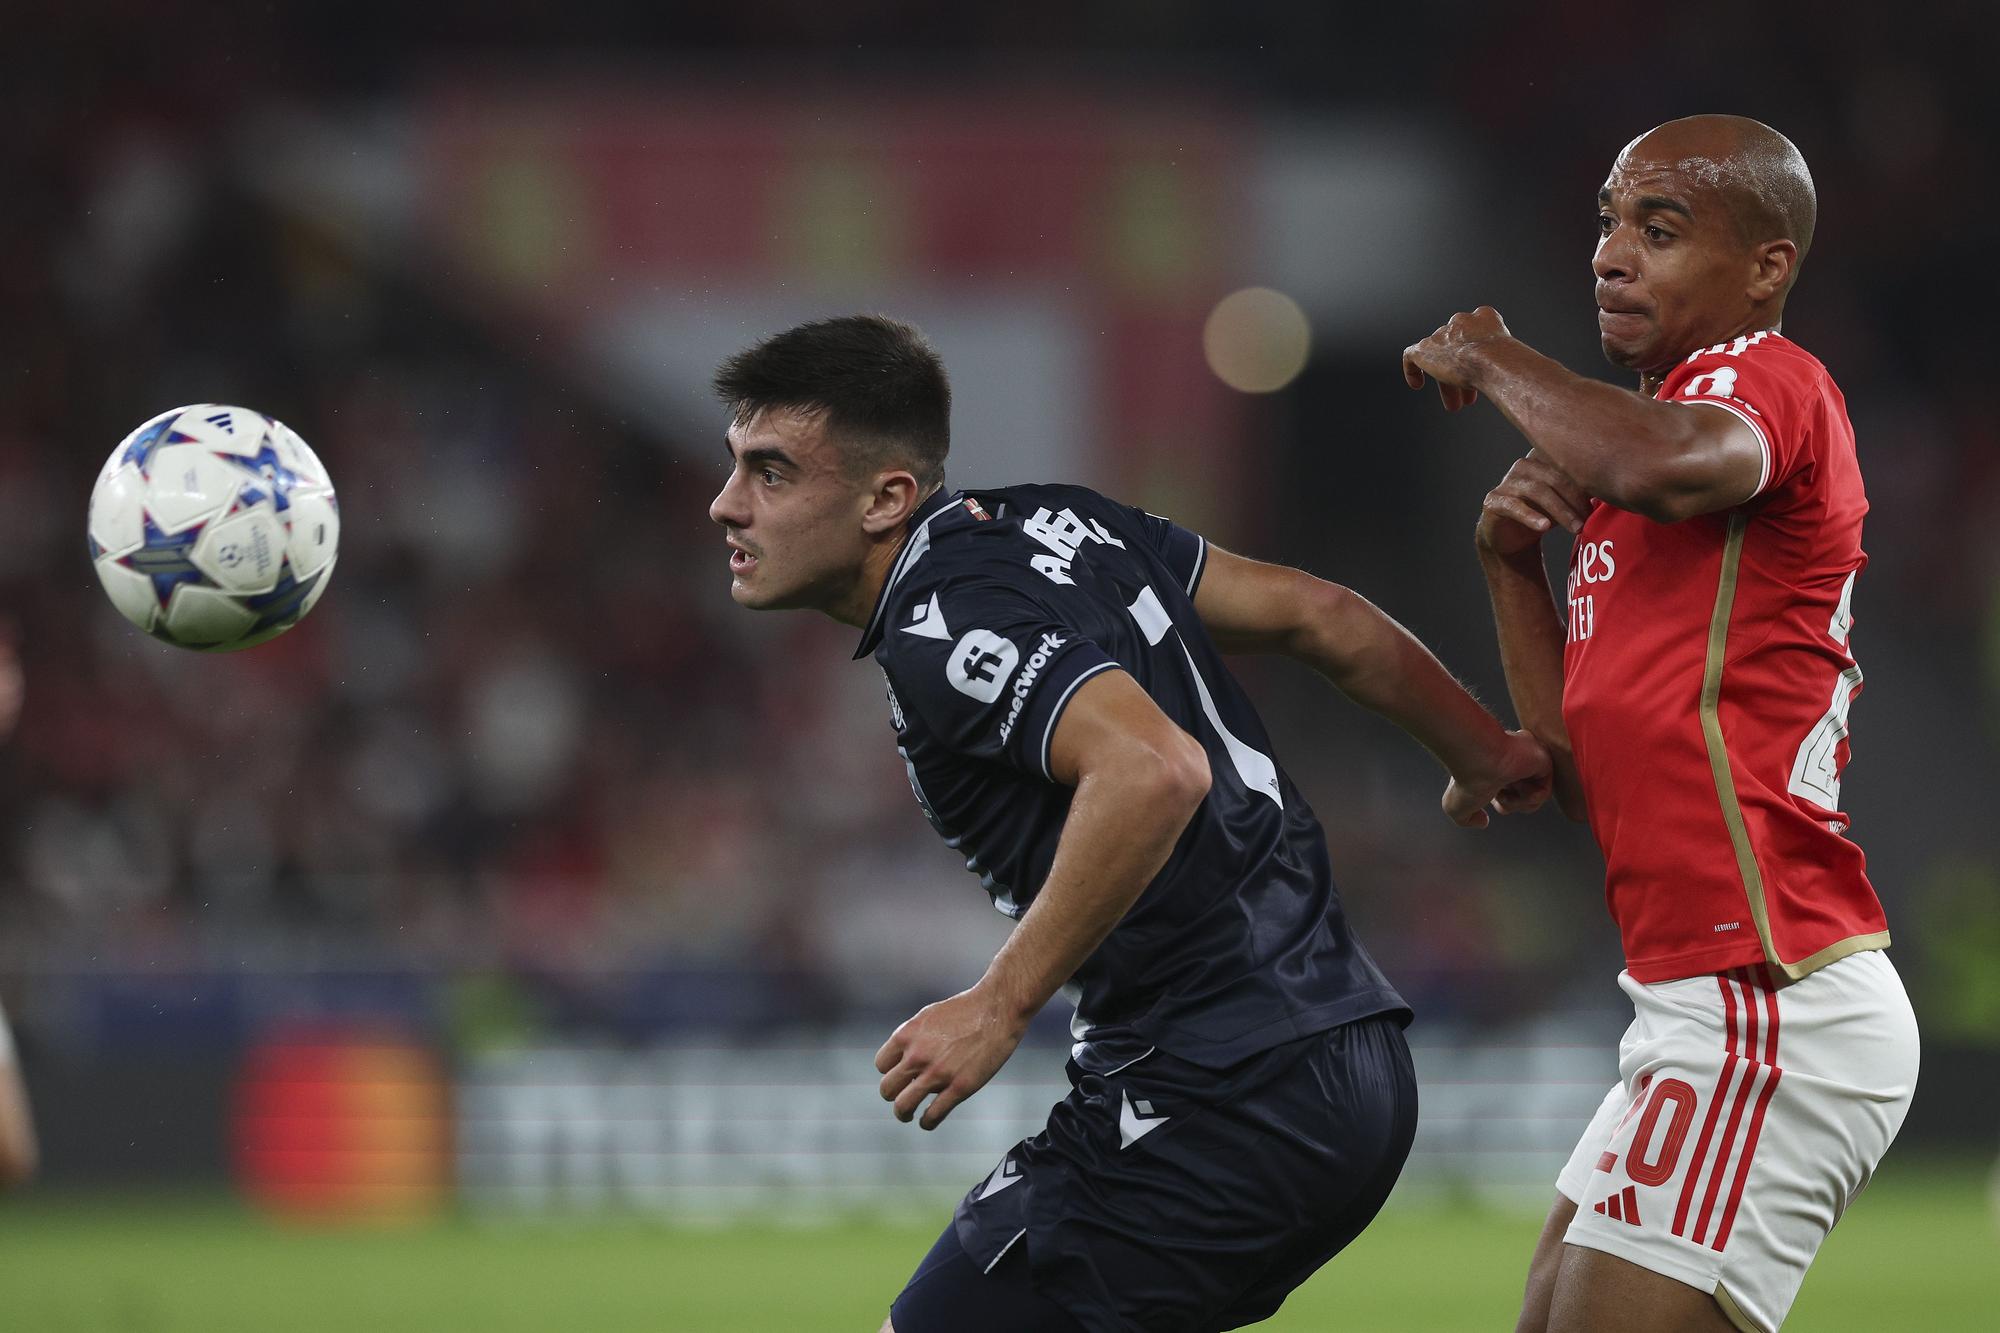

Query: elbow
left=1290, top=579, right=1369, bottom=673
left=1080, top=727, right=1211, bottom=821
left=1137, top=729, right=1211, bottom=821
left=1156, top=732, right=1213, bottom=816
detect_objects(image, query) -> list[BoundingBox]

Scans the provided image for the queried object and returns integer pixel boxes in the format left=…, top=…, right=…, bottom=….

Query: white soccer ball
left=88, top=404, right=340, bottom=652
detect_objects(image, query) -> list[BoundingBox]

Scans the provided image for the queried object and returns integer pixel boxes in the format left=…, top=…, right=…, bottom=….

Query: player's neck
left=1639, top=309, right=1784, bottom=396
left=822, top=525, right=910, bottom=629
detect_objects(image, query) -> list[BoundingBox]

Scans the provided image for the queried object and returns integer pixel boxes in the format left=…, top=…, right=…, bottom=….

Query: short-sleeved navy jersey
left=858, top=483, right=1409, bottom=1068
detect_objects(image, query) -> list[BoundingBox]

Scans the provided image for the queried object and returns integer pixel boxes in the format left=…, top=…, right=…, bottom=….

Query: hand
left=875, top=984, right=1028, bottom=1131
left=1476, top=450, right=1591, bottom=558
left=1402, top=306, right=1512, bottom=412
left=1442, top=728, right=1553, bottom=827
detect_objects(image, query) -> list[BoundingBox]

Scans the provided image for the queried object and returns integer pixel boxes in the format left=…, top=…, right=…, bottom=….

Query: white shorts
left=1555, top=949, right=1918, bottom=1333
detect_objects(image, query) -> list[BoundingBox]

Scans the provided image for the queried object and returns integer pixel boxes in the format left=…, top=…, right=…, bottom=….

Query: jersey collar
left=853, top=485, right=964, bottom=659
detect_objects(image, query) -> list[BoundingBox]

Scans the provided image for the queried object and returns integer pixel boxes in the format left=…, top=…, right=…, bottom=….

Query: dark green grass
left=0, top=1164, right=1989, bottom=1330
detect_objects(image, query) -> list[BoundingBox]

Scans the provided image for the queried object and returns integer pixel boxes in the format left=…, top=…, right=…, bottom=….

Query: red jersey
left=1561, top=330, right=1889, bottom=983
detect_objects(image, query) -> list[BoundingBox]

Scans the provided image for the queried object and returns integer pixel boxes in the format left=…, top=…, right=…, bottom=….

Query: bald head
left=1619, top=115, right=1817, bottom=274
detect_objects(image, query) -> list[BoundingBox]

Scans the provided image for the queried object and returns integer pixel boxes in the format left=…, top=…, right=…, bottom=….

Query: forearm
left=1293, top=585, right=1508, bottom=781
left=0, top=1064, right=35, bottom=1189
left=1479, top=546, right=1587, bottom=818
left=979, top=767, right=1204, bottom=1022
left=1465, top=339, right=1702, bottom=513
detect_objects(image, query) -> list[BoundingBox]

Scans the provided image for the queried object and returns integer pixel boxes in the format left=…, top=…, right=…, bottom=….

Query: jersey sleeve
left=1658, top=339, right=1818, bottom=500
left=881, top=577, right=1120, bottom=781
left=1122, top=506, right=1209, bottom=597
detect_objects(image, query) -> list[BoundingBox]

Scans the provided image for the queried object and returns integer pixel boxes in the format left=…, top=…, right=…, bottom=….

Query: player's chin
left=728, top=572, right=775, bottom=608
left=1598, top=332, right=1652, bottom=370
left=731, top=572, right=809, bottom=612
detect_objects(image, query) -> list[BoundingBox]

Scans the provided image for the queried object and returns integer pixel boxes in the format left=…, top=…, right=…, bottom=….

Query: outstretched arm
left=1192, top=546, right=1550, bottom=826
left=874, top=669, right=1209, bottom=1131
left=1402, top=307, right=1765, bottom=523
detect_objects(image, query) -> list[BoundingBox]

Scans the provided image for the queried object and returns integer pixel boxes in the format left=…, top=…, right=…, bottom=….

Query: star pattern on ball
left=215, top=441, right=300, bottom=511
left=121, top=416, right=198, bottom=481
left=116, top=513, right=205, bottom=608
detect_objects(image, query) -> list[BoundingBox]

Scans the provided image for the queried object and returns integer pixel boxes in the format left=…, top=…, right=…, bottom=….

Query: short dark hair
left=713, top=314, right=950, bottom=490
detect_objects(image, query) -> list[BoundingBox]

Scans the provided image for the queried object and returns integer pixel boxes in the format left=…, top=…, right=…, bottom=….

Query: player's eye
left=1597, top=213, right=1616, bottom=234
left=759, top=467, right=781, bottom=486
left=1644, top=225, right=1672, bottom=242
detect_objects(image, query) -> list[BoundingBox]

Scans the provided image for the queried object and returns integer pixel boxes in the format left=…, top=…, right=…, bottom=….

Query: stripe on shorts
left=1693, top=973, right=1760, bottom=1244
left=1674, top=973, right=1742, bottom=1237
left=1714, top=970, right=1783, bottom=1251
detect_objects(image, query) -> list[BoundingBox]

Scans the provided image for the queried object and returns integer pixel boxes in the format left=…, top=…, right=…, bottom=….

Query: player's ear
left=1747, top=238, right=1796, bottom=303
left=861, top=470, right=922, bottom=536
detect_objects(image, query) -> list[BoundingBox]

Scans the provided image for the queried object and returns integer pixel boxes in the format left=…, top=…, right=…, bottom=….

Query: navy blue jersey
left=858, top=483, right=1408, bottom=1068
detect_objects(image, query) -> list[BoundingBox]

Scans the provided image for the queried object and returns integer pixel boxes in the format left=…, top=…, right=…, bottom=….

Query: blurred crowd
left=0, top=3, right=1994, bottom=1052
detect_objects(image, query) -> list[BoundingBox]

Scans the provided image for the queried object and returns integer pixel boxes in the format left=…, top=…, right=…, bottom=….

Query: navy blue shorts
left=889, top=1013, right=1417, bottom=1333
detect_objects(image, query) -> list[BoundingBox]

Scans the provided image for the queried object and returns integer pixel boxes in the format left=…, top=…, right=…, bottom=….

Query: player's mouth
left=1596, top=307, right=1650, bottom=336
left=727, top=539, right=759, bottom=575
left=1595, top=290, right=1650, bottom=329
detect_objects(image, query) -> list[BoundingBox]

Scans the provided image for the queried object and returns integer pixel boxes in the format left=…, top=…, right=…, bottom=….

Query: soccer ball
left=88, top=404, right=340, bottom=652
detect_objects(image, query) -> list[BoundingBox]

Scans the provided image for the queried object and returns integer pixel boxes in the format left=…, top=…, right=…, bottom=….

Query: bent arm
left=1460, top=338, right=1765, bottom=523
left=1192, top=546, right=1513, bottom=785
left=1479, top=545, right=1587, bottom=821
left=872, top=669, right=1211, bottom=1130
left=979, top=669, right=1211, bottom=1022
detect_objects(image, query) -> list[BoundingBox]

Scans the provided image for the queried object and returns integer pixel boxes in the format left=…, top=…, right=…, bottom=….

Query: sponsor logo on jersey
left=997, top=631, right=1068, bottom=743
left=1567, top=539, right=1616, bottom=645
left=947, top=629, right=1019, bottom=703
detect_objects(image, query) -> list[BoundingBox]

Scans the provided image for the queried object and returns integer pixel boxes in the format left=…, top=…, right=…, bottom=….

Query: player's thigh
left=1548, top=1243, right=1737, bottom=1333
left=1514, top=1192, right=1577, bottom=1333
left=887, top=1222, right=1084, bottom=1333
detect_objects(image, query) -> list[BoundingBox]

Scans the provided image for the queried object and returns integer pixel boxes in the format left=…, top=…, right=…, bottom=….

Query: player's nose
left=1592, top=232, right=1636, bottom=283
left=709, top=474, right=747, bottom=528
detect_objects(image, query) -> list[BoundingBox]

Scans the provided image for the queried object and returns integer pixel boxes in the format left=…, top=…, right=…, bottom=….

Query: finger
left=1484, top=494, right=1555, bottom=534
left=919, top=1083, right=969, bottom=1131
left=1402, top=349, right=1427, bottom=390
left=878, top=1056, right=921, bottom=1103
left=874, top=1024, right=911, bottom=1075
left=1513, top=480, right=1586, bottom=532
left=894, top=1073, right=942, bottom=1124
left=1513, top=459, right=1590, bottom=511
left=1461, top=807, right=1490, bottom=829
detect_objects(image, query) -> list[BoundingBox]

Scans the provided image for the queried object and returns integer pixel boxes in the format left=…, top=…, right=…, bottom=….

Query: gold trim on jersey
left=1698, top=514, right=1891, bottom=983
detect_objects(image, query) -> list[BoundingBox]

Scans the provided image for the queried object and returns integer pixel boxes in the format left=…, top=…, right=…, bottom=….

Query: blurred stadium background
left=0, top=3, right=1994, bottom=1328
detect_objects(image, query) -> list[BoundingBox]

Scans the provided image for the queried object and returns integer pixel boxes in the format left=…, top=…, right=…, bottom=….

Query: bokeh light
left=1202, top=286, right=1312, bottom=393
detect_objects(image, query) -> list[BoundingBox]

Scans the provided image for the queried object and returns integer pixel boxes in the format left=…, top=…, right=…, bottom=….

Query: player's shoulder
left=869, top=486, right=1079, bottom=667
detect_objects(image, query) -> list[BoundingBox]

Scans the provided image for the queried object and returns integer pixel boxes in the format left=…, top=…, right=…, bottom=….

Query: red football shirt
left=1561, top=330, right=1889, bottom=983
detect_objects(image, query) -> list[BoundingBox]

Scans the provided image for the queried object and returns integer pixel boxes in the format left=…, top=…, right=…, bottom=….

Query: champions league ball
left=88, top=404, right=340, bottom=651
